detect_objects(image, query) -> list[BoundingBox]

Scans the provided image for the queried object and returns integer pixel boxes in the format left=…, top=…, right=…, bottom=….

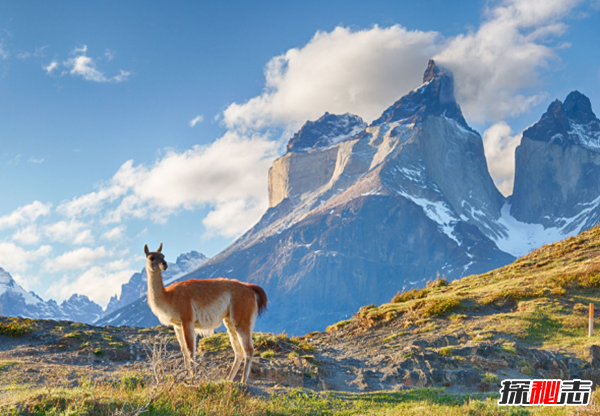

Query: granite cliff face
left=511, top=91, right=600, bottom=229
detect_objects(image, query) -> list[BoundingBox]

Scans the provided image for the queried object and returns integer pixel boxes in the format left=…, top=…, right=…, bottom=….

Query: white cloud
left=73, top=229, right=94, bottom=245
left=28, top=157, right=44, bottom=164
left=57, top=161, right=137, bottom=217
left=190, top=115, right=204, bottom=127
left=44, top=61, right=59, bottom=74
left=202, top=199, right=267, bottom=238
left=105, top=259, right=130, bottom=271
left=45, top=266, right=136, bottom=306
left=482, top=122, right=523, bottom=196
left=11, top=273, right=40, bottom=291
left=224, top=0, right=583, bottom=130
left=0, top=243, right=52, bottom=272
left=101, top=225, right=126, bottom=241
left=63, top=45, right=130, bottom=83
left=17, top=46, right=47, bottom=60
left=13, top=225, right=41, bottom=245
left=433, top=0, right=583, bottom=123
left=44, top=220, right=94, bottom=245
left=0, top=201, right=52, bottom=230
left=62, top=131, right=278, bottom=236
left=44, top=246, right=108, bottom=272
left=224, top=25, right=439, bottom=130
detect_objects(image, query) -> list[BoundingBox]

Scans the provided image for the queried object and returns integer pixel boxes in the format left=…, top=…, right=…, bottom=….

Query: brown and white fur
left=144, top=243, right=267, bottom=383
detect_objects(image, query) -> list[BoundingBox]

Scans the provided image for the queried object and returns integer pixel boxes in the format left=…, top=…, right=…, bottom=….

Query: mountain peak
left=422, top=59, right=441, bottom=83
left=286, top=112, right=366, bottom=152
left=563, top=91, right=596, bottom=124
left=522, top=91, right=600, bottom=150
left=371, top=60, right=470, bottom=129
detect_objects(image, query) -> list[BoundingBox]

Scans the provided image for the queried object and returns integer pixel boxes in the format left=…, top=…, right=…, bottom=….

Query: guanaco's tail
left=246, top=283, right=268, bottom=317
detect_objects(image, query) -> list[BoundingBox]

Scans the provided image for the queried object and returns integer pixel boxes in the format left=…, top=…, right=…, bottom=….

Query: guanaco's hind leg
left=223, top=317, right=244, bottom=381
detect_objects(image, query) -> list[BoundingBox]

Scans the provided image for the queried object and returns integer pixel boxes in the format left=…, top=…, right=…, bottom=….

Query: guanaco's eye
left=150, top=256, right=155, bottom=261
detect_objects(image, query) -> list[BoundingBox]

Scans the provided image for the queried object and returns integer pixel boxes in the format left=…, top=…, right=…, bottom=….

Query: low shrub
left=0, top=318, right=34, bottom=337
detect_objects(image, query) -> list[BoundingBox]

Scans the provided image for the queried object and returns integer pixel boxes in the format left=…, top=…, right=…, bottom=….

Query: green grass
left=0, top=361, right=19, bottom=371
left=64, top=331, right=84, bottom=340
left=260, top=350, right=276, bottom=359
left=500, top=343, right=517, bottom=355
left=326, top=319, right=352, bottom=332
left=439, top=346, right=454, bottom=357
left=3, top=382, right=593, bottom=415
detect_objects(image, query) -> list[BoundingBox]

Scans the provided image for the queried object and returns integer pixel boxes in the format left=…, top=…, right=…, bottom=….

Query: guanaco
left=144, top=243, right=267, bottom=383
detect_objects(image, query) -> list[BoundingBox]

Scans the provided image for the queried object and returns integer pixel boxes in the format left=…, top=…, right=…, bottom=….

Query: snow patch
left=570, top=123, right=600, bottom=151
left=492, top=201, right=600, bottom=257
left=397, top=191, right=461, bottom=245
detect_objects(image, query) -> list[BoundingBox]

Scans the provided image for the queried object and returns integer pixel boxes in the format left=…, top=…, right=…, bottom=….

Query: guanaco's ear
left=144, top=244, right=150, bottom=257
left=157, top=242, right=163, bottom=253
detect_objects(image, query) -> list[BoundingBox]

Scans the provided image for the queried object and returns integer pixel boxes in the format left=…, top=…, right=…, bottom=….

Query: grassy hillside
left=3, top=225, right=600, bottom=415
left=328, top=224, right=600, bottom=354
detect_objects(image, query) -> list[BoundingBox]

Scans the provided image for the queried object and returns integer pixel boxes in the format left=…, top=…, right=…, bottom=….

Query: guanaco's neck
left=146, top=265, right=167, bottom=308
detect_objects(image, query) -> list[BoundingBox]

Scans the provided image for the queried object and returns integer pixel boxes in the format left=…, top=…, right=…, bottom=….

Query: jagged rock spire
left=371, top=60, right=470, bottom=129
left=422, top=59, right=442, bottom=83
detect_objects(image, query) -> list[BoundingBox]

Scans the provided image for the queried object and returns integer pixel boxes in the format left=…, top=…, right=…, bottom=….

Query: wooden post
left=589, top=303, right=594, bottom=337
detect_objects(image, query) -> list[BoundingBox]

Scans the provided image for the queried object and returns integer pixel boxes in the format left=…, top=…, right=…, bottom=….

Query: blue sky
left=0, top=0, right=598, bottom=307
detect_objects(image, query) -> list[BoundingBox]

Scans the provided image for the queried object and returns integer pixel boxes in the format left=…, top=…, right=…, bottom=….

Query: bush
left=0, top=318, right=33, bottom=337
left=421, top=297, right=461, bottom=317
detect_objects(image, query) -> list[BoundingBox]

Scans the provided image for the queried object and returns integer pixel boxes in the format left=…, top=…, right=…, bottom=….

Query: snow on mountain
left=0, top=268, right=65, bottom=321
left=0, top=268, right=42, bottom=306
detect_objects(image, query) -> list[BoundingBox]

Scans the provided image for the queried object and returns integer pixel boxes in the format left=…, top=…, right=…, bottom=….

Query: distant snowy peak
left=0, top=267, right=42, bottom=306
left=164, top=250, right=209, bottom=284
left=524, top=91, right=600, bottom=151
left=286, top=112, right=366, bottom=152
left=371, top=59, right=471, bottom=131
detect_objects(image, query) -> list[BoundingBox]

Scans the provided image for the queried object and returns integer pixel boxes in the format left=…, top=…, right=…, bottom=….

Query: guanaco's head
left=144, top=243, right=168, bottom=271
